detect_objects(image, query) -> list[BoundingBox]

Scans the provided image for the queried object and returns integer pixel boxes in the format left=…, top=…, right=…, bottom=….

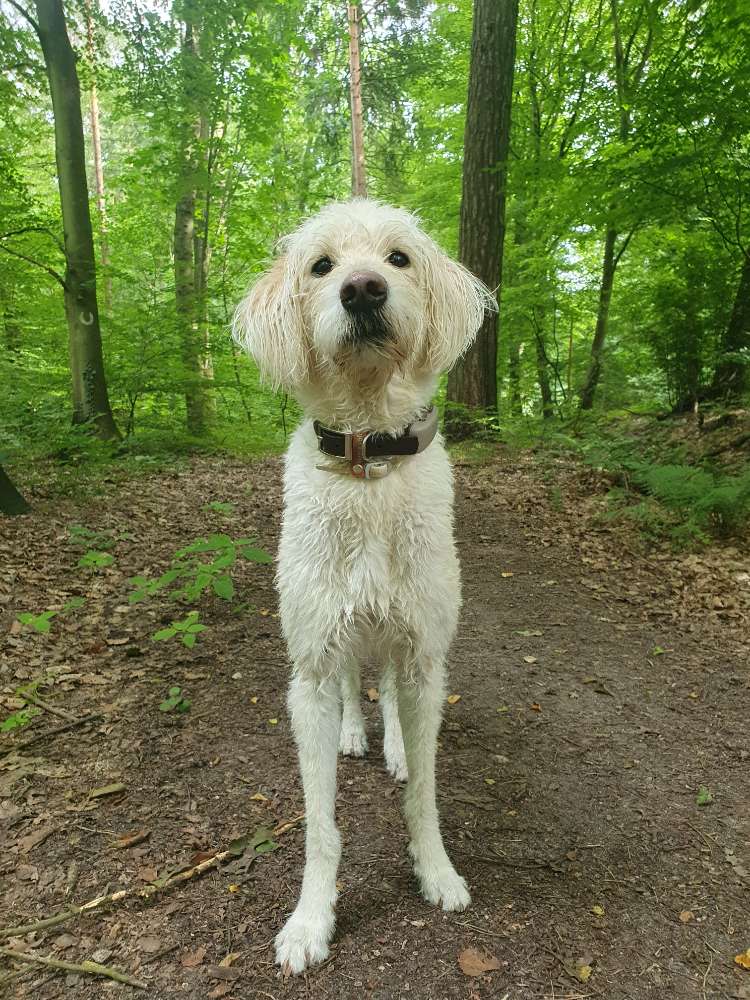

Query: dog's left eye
left=387, top=251, right=410, bottom=268
left=311, top=256, right=334, bottom=276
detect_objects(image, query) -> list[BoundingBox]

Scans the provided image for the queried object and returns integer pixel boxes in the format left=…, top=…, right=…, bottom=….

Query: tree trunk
left=508, top=339, right=522, bottom=416
left=174, top=11, right=213, bottom=435
left=579, top=227, right=617, bottom=411
left=85, top=3, right=112, bottom=313
left=0, top=465, right=30, bottom=515
left=446, top=0, right=519, bottom=438
left=34, top=0, right=119, bottom=440
left=534, top=320, right=554, bottom=420
left=711, top=253, right=750, bottom=400
left=347, top=2, right=367, bottom=197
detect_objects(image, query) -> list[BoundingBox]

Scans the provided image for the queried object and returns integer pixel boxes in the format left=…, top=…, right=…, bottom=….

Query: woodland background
left=0, top=0, right=749, bottom=542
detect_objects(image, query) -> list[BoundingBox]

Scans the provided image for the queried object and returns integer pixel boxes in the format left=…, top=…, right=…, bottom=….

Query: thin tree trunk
left=174, top=11, right=212, bottom=435
left=711, top=253, right=750, bottom=400
left=34, top=0, right=119, bottom=440
left=85, top=3, right=112, bottom=313
left=533, top=315, right=554, bottom=419
left=508, top=339, right=522, bottom=416
left=579, top=227, right=617, bottom=410
left=347, top=1, right=367, bottom=197
left=0, top=465, right=29, bottom=515
left=446, top=0, right=519, bottom=438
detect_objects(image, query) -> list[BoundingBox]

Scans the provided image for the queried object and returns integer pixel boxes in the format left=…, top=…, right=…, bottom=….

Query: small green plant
left=1, top=706, right=41, bottom=732
left=68, top=524, right=116, bottom=549
left=17, top=597, right=85, bottom=634
left=78, top=549, right=115, bottom=569
left=129, top=533, right=271, bottom=605
left=203, top=501, right=235, bottom=515
left=158, top=685, right=191, bottom=713
left=153, top=610, right=206, bottom=648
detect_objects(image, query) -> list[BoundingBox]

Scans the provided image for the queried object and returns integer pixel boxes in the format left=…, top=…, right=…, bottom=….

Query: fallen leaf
left=207, top=965, right=241, bottom=981
left=249, top=696, right=258, bottom=704
left=250, top=792, right=268, bottom=802
left=458, top=947, right=502, bottom=976
left=268, top=718, right=278, bottom=725
left=523, top=656, right=538, bottom=665
left=501, top=571, right=514, bottom=578
left=114, top=829, right=151, bottom=849
left=496, top=705, right=509, bottom=714
left=208, top=985, right=233, bottom=999
left=484, top=778, right=496, bottom=786
left=515, top=628, right=543, bottom=636
left=228, top=884, right=240, bottom=893
left=181, top=945, right=207, bottom=968
left=16, top=825, right=54, bottom=854
left=52, top=933, right=77, bottom=950
left=137, top=867, right=158, bottom=883
left=219, top=952, right=240, bottom=968
left=563, top=957, right=593, bottom=982
left=735, top=949, right=750, bottom=970
left=137, top=935, right=162, bottom=953
left=591, top=905, right=605, bottom=916
left=366, top=688, right=379, bottom=702
left=89, top=782, right=125, bottom=799
left=447, top=694, right=461, bottom=705
left=530, top=702, right=542, bottom=712
left=679, top=910, right=694, bottom=923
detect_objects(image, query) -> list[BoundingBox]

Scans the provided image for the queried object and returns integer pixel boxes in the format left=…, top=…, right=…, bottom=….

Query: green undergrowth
left=517, top=410, right=750, bottom=547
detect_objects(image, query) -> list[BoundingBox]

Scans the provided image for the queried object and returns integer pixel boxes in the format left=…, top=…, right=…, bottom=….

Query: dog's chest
left=280, top=464, right=450, bottom=615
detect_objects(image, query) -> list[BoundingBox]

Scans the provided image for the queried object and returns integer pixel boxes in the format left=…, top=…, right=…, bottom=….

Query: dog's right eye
left=311, top=256, right=334, bottom=276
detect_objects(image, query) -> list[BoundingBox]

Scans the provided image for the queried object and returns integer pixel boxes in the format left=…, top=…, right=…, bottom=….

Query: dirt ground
left=1, top=451, right=749, bottom=1000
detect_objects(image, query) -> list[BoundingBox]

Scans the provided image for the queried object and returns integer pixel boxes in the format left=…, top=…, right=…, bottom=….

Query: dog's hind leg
left=339, top=661, right=368, bottom=757
left=275, top=673, right=341, bottom=974
left=397, top=658, right=470, bottom=912
left=380, top=662, right=407, bottom=781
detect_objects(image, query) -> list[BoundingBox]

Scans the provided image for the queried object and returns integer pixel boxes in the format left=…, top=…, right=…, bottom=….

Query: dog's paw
left=339, top=722, right=368, bottom=757
left=384, top=749, right=408, bottom=782
left=416, top=864, right=471, bottom=912
left=275, top=908, right=334, bottom=975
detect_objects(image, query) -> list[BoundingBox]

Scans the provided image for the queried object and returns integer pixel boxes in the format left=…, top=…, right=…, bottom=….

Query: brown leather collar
left=314, top=405, right=438, bottom=479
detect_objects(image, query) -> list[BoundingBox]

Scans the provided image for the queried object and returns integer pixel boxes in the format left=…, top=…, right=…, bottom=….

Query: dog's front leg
left=397, top=661, right=471, bottom=911
left=276, top=673, right=341, bottom=974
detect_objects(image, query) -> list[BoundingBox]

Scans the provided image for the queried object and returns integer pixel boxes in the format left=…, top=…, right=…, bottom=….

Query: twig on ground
left=0, top=713, right=102, bottom=757
left=20, top=692, right=76, bottom=722
left=0, top=946, right=146, bottom=989
left=0, top=813, right=305, bottom=940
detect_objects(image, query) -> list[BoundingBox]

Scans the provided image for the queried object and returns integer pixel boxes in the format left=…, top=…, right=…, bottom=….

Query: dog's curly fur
left=234, top=199, right=494, bottom=974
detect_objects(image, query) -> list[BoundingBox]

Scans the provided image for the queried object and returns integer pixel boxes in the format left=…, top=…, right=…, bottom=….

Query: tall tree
left=578, top=0, right=655, bottom=411
left=26, top=0, right=119, bottom=439
left=84, top=0, right=111, bottom=313
left=347, top=1, right=366, bottom=196
left=446, top=0, right=518, bottom=436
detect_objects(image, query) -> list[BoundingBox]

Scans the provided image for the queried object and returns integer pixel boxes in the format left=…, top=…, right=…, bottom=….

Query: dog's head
left=233, top=200, right=495, bottom=392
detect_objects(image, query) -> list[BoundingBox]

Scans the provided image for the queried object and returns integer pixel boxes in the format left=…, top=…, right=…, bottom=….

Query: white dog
left=234, top=199, right=493, bottom=974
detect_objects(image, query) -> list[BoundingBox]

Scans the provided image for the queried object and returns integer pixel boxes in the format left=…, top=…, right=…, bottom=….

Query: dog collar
left=314, top=405, right=439, bottom=479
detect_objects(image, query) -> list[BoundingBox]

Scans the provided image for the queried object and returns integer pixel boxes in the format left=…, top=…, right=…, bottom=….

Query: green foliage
left=77, top=550, right=115, bottom=570
left=0, top=706, right=41, bottom=732
left=158, top=684, right=192, bottom=712
left=17, top=597, right=85, bottom=634
left=129, top=533, right=271, bottom=606
left=153, top=611, right=206, bottom=649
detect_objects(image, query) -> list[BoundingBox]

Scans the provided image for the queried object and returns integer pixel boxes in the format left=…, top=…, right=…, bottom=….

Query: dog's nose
left=340, top=271, right=388, bottom=312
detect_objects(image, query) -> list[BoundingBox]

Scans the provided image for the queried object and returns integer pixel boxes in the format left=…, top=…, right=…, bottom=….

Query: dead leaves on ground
left=457, top=947, right=502, bottom=976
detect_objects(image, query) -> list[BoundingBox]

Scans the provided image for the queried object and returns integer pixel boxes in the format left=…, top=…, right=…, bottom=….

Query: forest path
left=1, top=453, right=748, bottom=1000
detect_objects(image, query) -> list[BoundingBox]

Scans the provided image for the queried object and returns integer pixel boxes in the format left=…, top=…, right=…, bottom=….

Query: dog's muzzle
left=314, top=406, right=439, bottom=480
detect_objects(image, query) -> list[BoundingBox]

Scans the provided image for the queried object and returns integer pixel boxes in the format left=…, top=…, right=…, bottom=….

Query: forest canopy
left=0, top=0, right=748, bottom=468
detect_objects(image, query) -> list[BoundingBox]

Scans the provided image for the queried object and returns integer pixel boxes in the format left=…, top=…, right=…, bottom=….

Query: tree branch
left=5, top=0, right=39, bottom=34
left=0, top=243, right=67, bottom=288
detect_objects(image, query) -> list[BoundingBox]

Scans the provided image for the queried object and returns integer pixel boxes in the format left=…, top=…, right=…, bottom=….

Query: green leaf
left=0, top=707, right=41, bottom=732
left=212, top=574, right=234, bottom=600
left=78, top=550, right=115, bottom=569
left=239, top=546, right=273, bottom=564
left=696, top=786, right=713, bottom=807
left=152, top=627, right=176, bottom=641
left=182, top=633, right=197, bottom=648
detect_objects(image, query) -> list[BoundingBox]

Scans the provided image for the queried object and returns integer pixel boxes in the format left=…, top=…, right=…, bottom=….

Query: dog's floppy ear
left=232, top=256, right=308, bottom=389
left=422, top=249, right=497, bottom=374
